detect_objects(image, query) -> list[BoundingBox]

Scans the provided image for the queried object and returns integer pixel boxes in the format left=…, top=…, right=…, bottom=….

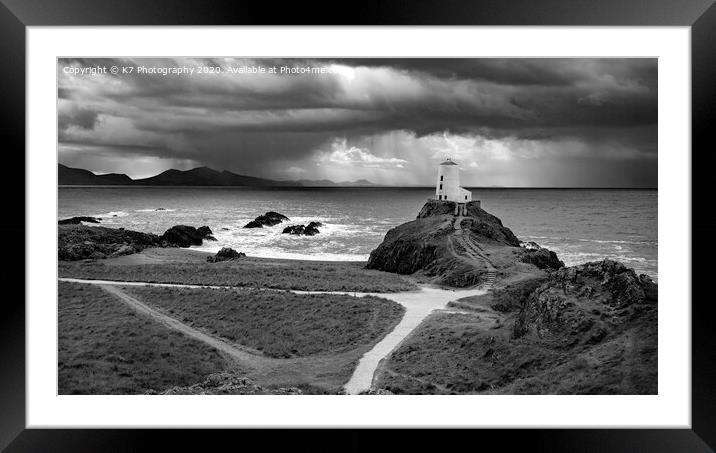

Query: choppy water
left=58, top=187, right=657, bottom=280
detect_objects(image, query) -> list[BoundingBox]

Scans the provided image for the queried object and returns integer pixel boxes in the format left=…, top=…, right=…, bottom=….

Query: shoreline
left=190, top=244, right=369, bottom=263
left=103, top=246, right=372, bottom=266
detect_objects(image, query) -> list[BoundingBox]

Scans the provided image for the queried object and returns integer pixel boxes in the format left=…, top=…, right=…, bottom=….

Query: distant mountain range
left=58, top=164, right=379, bottom=187
left=296, top=178, right=377, bottom=187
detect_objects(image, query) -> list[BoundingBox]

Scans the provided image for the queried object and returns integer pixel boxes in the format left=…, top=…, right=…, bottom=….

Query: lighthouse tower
left=435, top=158, right=472, bottom=203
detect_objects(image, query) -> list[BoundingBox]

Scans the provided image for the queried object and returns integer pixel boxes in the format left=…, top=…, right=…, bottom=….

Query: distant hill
left=296, top=178, right=378, bottom=187
left=133, top=166, right=293, bottom=187
left=58, top=164, right=380, bottom=187
left=59, top=164, right=134, bottom=185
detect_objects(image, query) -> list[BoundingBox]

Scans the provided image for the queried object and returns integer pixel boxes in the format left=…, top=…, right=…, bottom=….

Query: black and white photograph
left=57, top=57, right=658, bottom=396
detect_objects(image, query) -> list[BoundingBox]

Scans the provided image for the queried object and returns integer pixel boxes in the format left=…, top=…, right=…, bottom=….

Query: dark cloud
left=330, top=58, right=656, bottom=87
left=57, top=106, right=99, bottom=131
left=57, top=57, right=657, bottom=187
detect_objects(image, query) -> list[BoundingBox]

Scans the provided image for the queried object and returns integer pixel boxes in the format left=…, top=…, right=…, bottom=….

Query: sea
left=58, top=187, right=658, bottom=281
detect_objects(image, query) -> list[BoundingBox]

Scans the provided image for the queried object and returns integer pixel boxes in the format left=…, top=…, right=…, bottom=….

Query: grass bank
left=121, top=285, right=405, bottom=359
left=59, top=252, right=416, bottom=292
left=58, top=281, right=231, bottom=394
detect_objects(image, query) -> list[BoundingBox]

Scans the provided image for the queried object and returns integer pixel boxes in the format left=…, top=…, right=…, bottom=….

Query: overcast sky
left=58, top=57, right=657, bottom=187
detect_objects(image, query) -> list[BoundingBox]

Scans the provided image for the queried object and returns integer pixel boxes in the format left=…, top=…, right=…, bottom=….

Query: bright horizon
left=60, top=162, right=656, bottom=189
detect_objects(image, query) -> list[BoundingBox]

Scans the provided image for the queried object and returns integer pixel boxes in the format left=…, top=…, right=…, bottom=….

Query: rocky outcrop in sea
left=244, top=211, right=289, bottom=228
left=282, top=221, right=322, bottom=236
left=58, top=216, right=102, bottom=225
left=161, top=225, right=216, bottom=247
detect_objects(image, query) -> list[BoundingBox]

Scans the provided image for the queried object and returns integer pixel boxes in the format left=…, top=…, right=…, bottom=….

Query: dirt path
left=61, top=277, right=242, bottom=290
left=60, top=277, right=486, bottom=394
left=342, top=285, right=487, bottom=394
left=74, top=280, right=384, bottom=391
left=451, top=217, right=497, bottom=289
left=97, top=284, right=272, bottom=369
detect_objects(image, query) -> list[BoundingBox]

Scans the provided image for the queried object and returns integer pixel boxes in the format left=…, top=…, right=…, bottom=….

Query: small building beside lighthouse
left=435, top=158, right=472, bottom=202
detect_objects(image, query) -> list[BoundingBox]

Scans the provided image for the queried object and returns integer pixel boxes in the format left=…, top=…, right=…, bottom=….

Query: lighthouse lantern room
left=435, top=158, right=472, bottom=203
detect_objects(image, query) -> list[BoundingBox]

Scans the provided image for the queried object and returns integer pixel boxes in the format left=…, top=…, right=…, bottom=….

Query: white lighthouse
left=435, top=158, right=472, bottom=202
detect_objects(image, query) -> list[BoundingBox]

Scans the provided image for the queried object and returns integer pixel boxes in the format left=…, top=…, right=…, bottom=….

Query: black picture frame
left=2, top=0, right=713, bottom=451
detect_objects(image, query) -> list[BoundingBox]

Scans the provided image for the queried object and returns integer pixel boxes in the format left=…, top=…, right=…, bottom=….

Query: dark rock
left=58, top=224, right=165, bottom=260
left=305, top=221, right=322, bottom=235
left=197, top=225, right=216, bottom=241
left=553, top=259, right=656, bottom=307
left=282, top=225, right=303, bottom=235
left=513, top=259, right=658, bottom=346
left=520, top=248, right=564, bottom=270
left=520, top=241, right=541, bottom=250
left=369, top=238, right=440, bottom=275
left=207, top=247, right=246, bottom=263
left=282, top=221, right=321, bottom=236
left=58, top=216, right=101, bottom=225
left=416, top=201, right=519, bottom=246
left=639, top=274, right=658, bottom=302
left=160, top=225, right=206, bottom=247
left=243, top=211, right=289, bottom=228
left=161, top=225, right=216, bottom=247
left=416, top=200, right=459, bottom=218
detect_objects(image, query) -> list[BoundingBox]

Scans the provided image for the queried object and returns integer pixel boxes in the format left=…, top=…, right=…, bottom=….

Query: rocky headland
left=367, top=200, right=562, bottom=287
left=367, top=200, right=658, bottom=394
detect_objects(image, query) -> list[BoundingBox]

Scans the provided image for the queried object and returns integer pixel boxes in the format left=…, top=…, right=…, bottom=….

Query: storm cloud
left=58, top=57, right=657, bottom=186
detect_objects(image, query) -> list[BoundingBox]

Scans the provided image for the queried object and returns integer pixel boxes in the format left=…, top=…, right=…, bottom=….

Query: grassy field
left=374, top=311, right=564, bottom=394
left=59, top=254, right=416, bottom=292
left=121, top=285, right=405, bottom=359
left=59, top=281, right=232, bottom=394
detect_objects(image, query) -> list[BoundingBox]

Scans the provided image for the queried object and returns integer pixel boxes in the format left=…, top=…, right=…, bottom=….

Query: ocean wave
left=524, top=235, right=656, bottom=245
left=91, top=211, right=129, bottom=218
left=192, top=244, right=368, bottom=262
left=560, top=251, right=655, bottom=262
left=135, top=208, right=177, bottom=212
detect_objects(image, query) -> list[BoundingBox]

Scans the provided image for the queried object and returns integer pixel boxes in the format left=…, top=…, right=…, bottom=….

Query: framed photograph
left=3, top=0, right=714, bottom=450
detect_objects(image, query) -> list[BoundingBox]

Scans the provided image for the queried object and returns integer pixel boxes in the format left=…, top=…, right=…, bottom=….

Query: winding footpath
left=98, top=283, right=269, bottom=366
left=59, top=220, right=495, bottom=394
left=60, top=277, right=487, bottom=394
